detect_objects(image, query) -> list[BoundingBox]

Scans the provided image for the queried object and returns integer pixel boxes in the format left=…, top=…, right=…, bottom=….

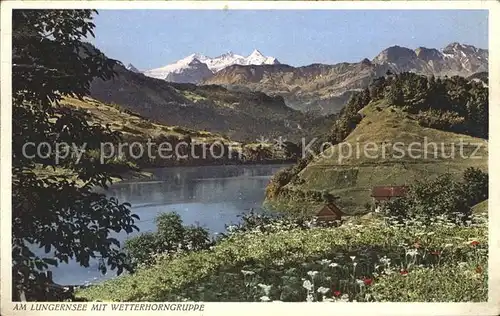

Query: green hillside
left=266, top=99, right=488, bottom=214
left=61, top=96, right=238, bottom=146
left=472, top=199, right=488, bottom=214
left=89, top=61, right=316, bottom=143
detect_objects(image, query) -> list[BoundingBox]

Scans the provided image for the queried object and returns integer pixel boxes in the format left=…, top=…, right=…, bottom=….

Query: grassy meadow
left=76, top=211, right=488, bottom=302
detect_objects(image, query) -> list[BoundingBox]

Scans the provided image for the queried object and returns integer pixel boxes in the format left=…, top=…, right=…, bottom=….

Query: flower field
left=77, top=213, right=488, bottom=302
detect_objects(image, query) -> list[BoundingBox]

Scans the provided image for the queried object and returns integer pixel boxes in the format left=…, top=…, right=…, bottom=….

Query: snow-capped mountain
left=143, top=55, right=214, bottom=84
left=126, top=63, right=140, bottom=73
left=142, top=49, right=280, bottom=83
left=200, top=49, right=279, bottom=72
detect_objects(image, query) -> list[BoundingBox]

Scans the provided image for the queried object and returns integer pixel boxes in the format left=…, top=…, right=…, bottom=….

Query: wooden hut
left=315, top=203, right=345, bottom=222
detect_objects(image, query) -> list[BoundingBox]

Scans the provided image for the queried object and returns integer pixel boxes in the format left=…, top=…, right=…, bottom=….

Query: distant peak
left=446, top=42, right=462, bottom=48
left=360, top=58, right=372, bottom=66
left=373, top=45, right=416, bottom=63
left=126, top=63, right=140, bottom=73
left=188, top=58, right=203, bottom=64
left=249, top=49, right=264, bottom=56
left=443, top=42, right=480, bottom=51
left=442, top=42, right=483, bottom=55
left=187, top=53, right=205, bottom=59
left=414, top=47, right=442, bottom=61
left=220, top=51, right=234, bottom=58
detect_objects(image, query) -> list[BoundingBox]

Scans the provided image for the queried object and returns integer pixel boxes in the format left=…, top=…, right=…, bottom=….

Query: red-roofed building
left=371, top=186, right=408, bottom=202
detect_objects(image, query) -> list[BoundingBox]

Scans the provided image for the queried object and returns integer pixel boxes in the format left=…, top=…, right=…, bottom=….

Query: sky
left=90, top=10, right=488, bottom=71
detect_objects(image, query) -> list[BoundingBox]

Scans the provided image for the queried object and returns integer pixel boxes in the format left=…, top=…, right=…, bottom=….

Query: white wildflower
left=307, top=270, right=319, bottom=278
left=306, top=293, right=314, bottom=302
left=258, top=283, right=272, bottom=295
left=379, top=256, right=391, bottom=265
left=319, top=259, right=332, bottom=266
left=350, top=256, right=356, bottom=261
left=406, top=249, right=418, bottom=257
left=317, top=286, right=329, bottom=294
left=241, top=270, right=255, bottom=276
left=260, top=296, right=270, bottom=302
left=384, top=268, right=395, bottom=275
left=329, top=262, right=339, bottom=268
left=302, top=280, right=313, bottom=291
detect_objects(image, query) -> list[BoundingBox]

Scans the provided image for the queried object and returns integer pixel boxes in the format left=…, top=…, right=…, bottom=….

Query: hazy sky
left=90, top=10, right=488, bottom=70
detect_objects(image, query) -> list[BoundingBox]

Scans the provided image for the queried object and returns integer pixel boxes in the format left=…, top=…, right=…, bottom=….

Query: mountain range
left=140, top=49, right=280, bottom=84
left=127, top=42, right=487, bottom=115
left=87, top=42, right=487, bottom=142
left=205, top=42, right=488, bottom=114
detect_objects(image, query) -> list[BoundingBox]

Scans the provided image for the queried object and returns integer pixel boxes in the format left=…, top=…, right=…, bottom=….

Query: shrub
left=265, top=167, right=294, bottom=199
left=382, top=174, right=469, bottom=222
left=124, top=232, right=160, bottom=268
left=219, top=211, right=313, bottom=239
left=416, top=109, right=465, bottom=133
left=381, top=169, right=488, bottom=222
left=124, top=213, right=213, bottom=269
left=462, top=167, right=488, bottom=206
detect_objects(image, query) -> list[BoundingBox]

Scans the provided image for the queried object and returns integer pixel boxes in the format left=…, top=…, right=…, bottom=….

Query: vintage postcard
left=1, top=1, right=499, bottom=315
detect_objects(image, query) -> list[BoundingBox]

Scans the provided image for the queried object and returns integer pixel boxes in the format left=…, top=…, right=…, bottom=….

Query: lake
left=42, top=164, right=289, bottom=286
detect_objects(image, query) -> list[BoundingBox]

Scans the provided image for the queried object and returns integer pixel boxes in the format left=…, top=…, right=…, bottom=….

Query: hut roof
left=315, top=203, right=345, bottom=216
left=371, top=186, right=407, bottom=198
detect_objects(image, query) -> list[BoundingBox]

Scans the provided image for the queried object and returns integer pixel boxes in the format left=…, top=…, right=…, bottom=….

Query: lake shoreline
left=51, top=164, right=292, bottom=287
left=119, top=160, right=294, bottom=182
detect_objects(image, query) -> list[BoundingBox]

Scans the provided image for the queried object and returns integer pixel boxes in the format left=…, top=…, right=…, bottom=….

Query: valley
left=89, top=59, right=324, bottom=143
left=10, top=8, right=490, bottom=305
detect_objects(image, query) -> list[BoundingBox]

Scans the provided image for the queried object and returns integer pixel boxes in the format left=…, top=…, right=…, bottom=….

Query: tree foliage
left=328, top=72, right=488, bottom=144
left=124, top=213, right=213, bottom=268
left=462, top=167, right=488, bottom=207
left=381, top=73, right=488, bottom=139
left=381, top=168, right=488, bottom=222
left=12, top=9, right=139, bottom=300
left=328, top=88, right=370, bottom=144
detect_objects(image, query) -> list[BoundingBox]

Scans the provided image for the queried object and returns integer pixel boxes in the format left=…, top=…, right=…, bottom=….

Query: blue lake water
left=38, top=164, right=289, bottom=285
